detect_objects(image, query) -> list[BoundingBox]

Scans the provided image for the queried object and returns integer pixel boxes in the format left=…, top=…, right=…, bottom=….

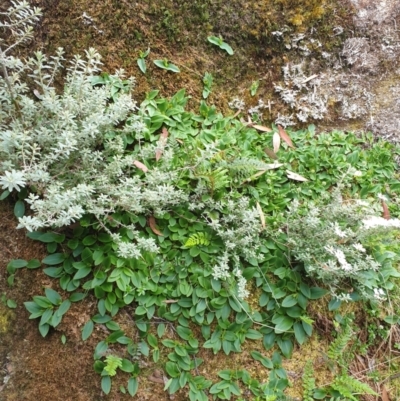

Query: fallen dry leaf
left=382, top=385, right=390, bottom=401
left=256, top=202, right=266, bottom=229
left=382, top=200, right=390, bottom=220
left=278, top=125, right=295, bottom=149
left=147, top=369, right=165, bottom=384
left=241, top=163, right=283, bottom=184
left=133, top=160, right=148, bottom=172
left=148, top=216, right=163, bottom=236
left=156, top=127, right=169, bottom=161
left=252, top=124, right=273, bottom=132
left=286, top=170, right=308, bottom=182
left=264, top=147, right=278, bottom=160
left=273, top=132, right=281, bottom=153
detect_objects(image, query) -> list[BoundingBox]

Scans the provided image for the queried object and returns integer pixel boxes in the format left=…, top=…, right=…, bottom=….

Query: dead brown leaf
left=148, top=216, right=163, bottom=236
left=264, top=147, right=278, bottom=160
left=382, top=200, right=390, bottom=220
left=278, top=125, right=295, bottom=149
left=381, top=385, right=390, bottom=401
left=156, top=127, right=169, bottom=161
left=133, top=160, right=148, bottom=172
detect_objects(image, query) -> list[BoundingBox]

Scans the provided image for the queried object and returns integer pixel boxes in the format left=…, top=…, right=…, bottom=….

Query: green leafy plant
left=137, top=48, right=150, bottom=74
left=207, top=35, right=234, bottom=55
left=2, top=5, right=400, bottom=399
left=184, top=232, right=211, bottom=247
left=250, top=80, right=260, bottom=96
left=202, top=72, right=213, bottom=99
left=91, top=72, right=134, bottom=102
left=24, top=288, right=72, bottom=337
left=153, top=58, right=180, bottom=72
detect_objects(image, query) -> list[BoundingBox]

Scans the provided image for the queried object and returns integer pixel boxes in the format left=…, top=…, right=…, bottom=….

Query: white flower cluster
left=212, top=252, right=231, bottom=280
left=0, top=169, right=26, bottom=192
left=324, top=245, right=352, bottom=271
left=363, top=216, right=400, bottom=229
left=207, top=196, right=263, bottom=260
left=234, top=268, right=249, bottom=299
left=284, top=189, right=398, bottom=299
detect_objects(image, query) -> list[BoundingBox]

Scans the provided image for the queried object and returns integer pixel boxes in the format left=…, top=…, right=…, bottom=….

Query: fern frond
left=196, top=167, right=229, bottom=192
left=104, top=355, right=123, bottom=376
left=327, top=324, right=353, bottom=360
left=167, top=137, right=180, bottom=153
left=332, top=375, right=378, bottom=400
left=302, top=361, right=316, bottom=401
left=222, top=157, right=274, bottom=179
left=184, top=232, right=210, bottom=247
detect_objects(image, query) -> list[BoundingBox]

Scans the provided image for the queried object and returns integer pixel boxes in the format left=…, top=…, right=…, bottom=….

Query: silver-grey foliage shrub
left=0, top=1, right=188, bottom=258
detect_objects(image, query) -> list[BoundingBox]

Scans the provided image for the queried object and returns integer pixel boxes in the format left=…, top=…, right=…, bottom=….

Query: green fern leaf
left=332, top=375, right=378, bottom=399
left=104, top=355, right=123, bottom=376
left=328, top=324, right=353, bottom=360
left=302, top=361, right=316, bottom=401
left=184, top=232, right=210, bottom=247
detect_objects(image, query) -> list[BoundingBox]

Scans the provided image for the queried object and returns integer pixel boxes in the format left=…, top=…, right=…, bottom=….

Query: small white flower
left=353, top=170, right=362, bottom=177
left=324, top=245, right=336, bottom=255
left=332, top=222, right=347, bottom=238
left=336, top=293, right=352, bottom=302
left=377, top=193, right=388, bottom=201
left=355, top=200, right=369, bottom=207
left=0, top=169, right=26, bottom=192
left=373, top=288, right=386, bottom=301
left=17, top=215, right=42, bottom=231
left=234, top=268, right=249, bottom=299
left=352, top=243, right=366, bottom=253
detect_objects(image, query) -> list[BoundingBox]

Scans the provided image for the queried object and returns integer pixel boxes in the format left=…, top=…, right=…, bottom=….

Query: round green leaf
left=45, top=288, right=62, bottom=305
left=69, top=292, right=86, bottom=302
left=56, top=300, right=71, bottom=317
left=277, top=338, right=293, bottom=358
left=39, top=323, right=50, bottom=337
left=101, top=375, right=111, bottom=395
left=37, top=232, right=65, bottom=243
left=127, top=377, right=138, bottom=396
left=82, top=320, right=94, bottom=341
left=274, top=316, right=294, bottom=334
left=42, top=253, right=65, bottom=265
left=0, top=190, right=10, bottom=200
left=73, top=266, right=91, bottom=280
left=293, top=321, right=307, bottom=345
left=120, top=359, right=134, bottom=373
left=14, top=200, right=25, bottom=218
left=27, top=259, right=41, bottom=269
left=282, top=294, right=297, bottom=308
left=6, top=299, right=17, bottom=309
left=137, top=58, right=146, bottom=74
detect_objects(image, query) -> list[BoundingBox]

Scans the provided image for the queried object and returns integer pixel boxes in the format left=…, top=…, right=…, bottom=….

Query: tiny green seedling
left=202, top=72, right=213, bottom=99
left=250, top=80, right=260, bottom=96
left=137, top=48, right=150, bottom=74
left=207, top=35, right=234, bottom=55
left=153, top=59, right=180, bottom=73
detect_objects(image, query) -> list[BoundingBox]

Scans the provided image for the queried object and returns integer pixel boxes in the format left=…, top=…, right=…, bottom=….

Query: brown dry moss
left=26, top=0, right=354, bottom=119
